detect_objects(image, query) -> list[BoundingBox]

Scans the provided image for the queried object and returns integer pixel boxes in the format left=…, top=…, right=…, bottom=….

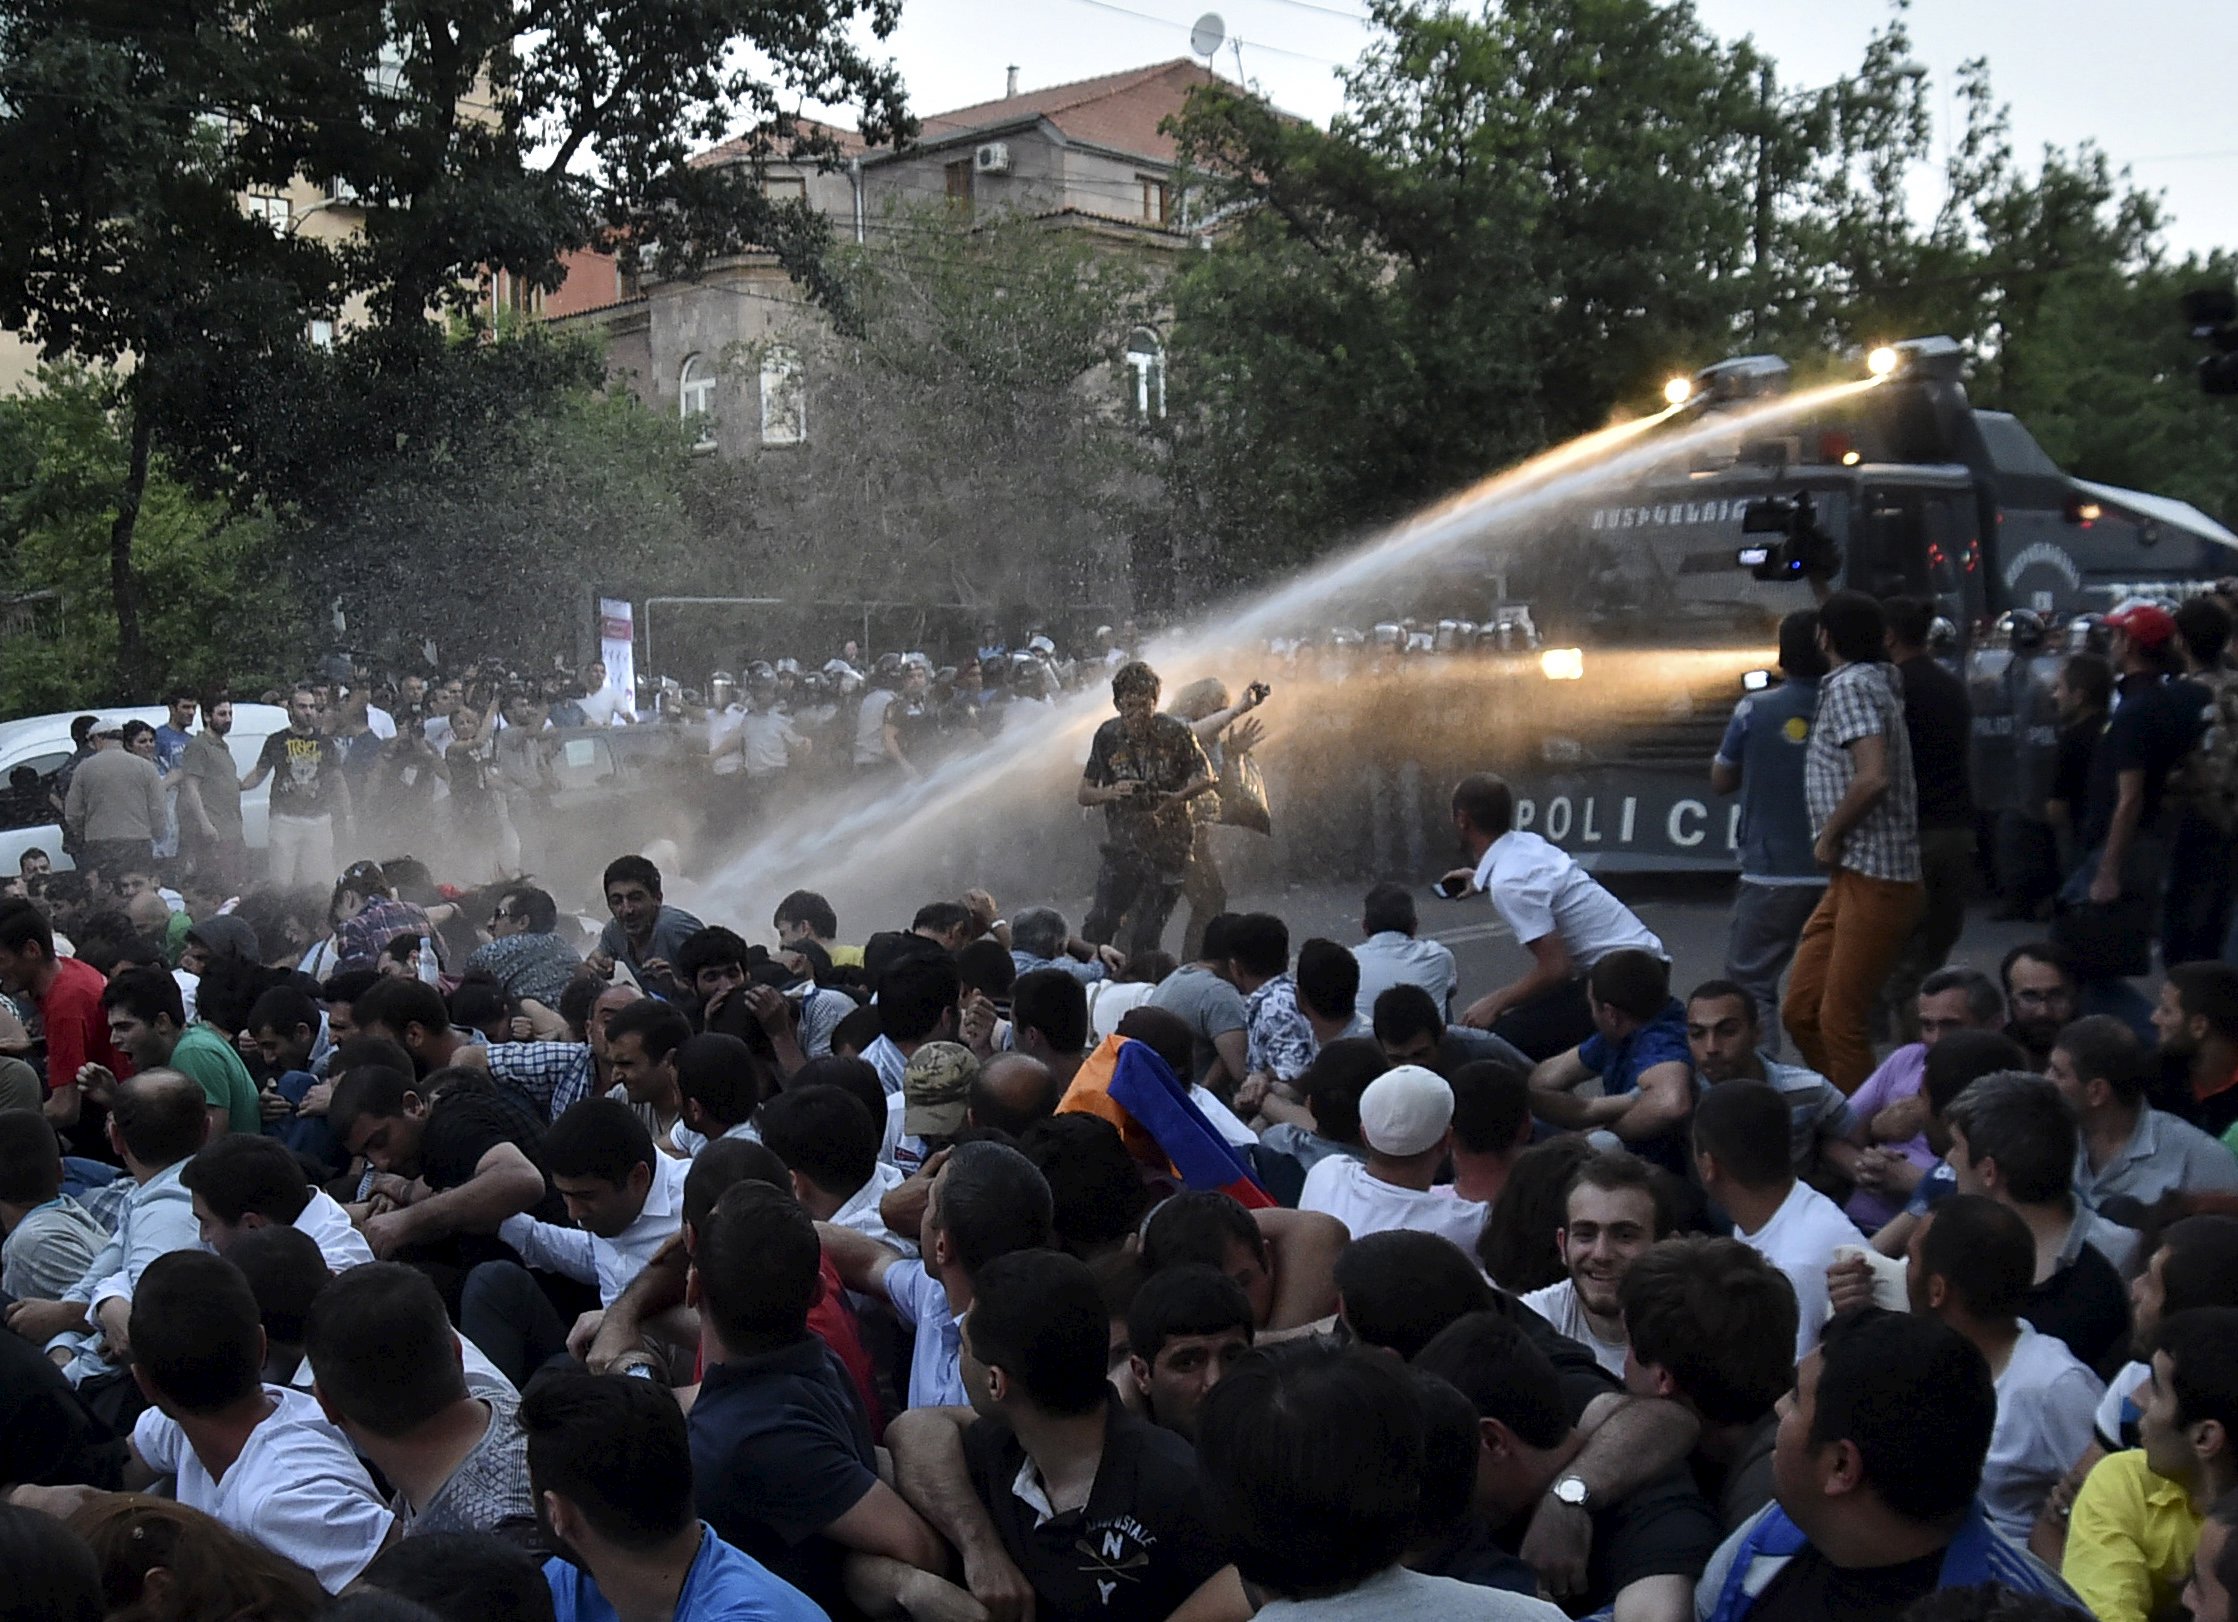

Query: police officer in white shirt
left=1443, top=773, right=1664, bottom=1061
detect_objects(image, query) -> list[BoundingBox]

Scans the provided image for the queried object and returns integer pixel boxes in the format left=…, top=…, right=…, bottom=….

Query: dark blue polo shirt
left=689, top=1335, right=879, bottom=1617
left=1577, top=998, right=1695, bottom=1174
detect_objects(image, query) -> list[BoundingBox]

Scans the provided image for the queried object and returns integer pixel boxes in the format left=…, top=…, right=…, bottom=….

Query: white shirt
left=497, top=1151, right=689, bottom=1307
left=830, top=1160, right=917, bottom=1255
left=862, top=1034, right=908, bottom=1096
left=1298, top=1157, right=1488, bottom=1252
left=366, top=705, right=398, bottom=741
left=1086, top=979, right=1160, bottom=1041
left=854, top=689, right=898, bottom=764
left=294, top=1189, right=376, bottom=1272
left=1981, top=1322, right=2105, bottom=1542
left=1353, top=931, right=1459, bottom=1019
left=2095, top=1359, right=2151, bottom=1449
left=1472, top=831, right=1664, bottom=966
left=1734, top=1179, right=1861, bottom=1358
left=1519, top=1278, right=1628, bottom=1377
left=133, top=1384, right=393, bottom=1593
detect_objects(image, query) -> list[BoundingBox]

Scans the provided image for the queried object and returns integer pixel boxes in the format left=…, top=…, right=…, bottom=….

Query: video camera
left=1735, top=492, right=1842, bottom=583
left=2184, top=288, right=2238, bottom=396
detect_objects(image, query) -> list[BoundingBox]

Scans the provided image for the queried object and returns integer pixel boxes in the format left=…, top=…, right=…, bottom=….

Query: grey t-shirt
left=397, top=1384, right=541, bottom=1550
left=2, top=1195, right=110, bottom=1301
left=1256, top=1564, right=1561, bottom=1620
left=1146, top=964, right=1249, bottom=1083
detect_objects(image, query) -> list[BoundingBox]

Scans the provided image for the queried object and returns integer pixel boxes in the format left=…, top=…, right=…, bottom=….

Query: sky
left=807, top=0, right=2233, bottom=259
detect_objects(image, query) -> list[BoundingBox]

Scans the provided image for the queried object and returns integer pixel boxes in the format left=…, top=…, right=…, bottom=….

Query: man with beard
left=2001, top=943, right=2081, bottom=1069
left=1518, top=1151, right=1670, bottom=1377
left=1078, top=661, right=1215, bottom=958
left=1685, top=980, right=1860, bottom=1188
left=2152, top=961, right=2238, bottom=1140
left=178, top=694, right=249, bottom=889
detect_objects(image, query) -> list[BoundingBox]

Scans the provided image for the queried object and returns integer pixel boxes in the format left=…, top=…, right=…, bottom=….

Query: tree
left=0, top=0, right=910, bottom=690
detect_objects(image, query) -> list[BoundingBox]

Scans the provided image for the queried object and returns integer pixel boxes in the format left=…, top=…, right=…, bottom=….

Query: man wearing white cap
left=1297, top=1064, right=1488, bottom=1251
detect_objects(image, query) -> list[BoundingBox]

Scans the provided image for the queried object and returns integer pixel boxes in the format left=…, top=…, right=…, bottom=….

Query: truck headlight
left=1539, top=648, right=1585, bottom=681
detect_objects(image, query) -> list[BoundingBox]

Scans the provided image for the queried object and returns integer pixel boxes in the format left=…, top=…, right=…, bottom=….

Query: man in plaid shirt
left=1784, top=591, right=1925, bottom=1094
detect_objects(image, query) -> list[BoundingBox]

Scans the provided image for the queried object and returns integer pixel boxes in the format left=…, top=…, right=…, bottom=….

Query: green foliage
left=0, top=372, right=307, bottom=711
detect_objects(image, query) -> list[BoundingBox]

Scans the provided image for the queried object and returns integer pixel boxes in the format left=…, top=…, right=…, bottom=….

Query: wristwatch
left=1550, top=1475, right=1593, bottom=1511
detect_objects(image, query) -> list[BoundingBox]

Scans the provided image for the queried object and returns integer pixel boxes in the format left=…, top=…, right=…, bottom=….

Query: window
left=760, top=344, right=805, bottom=446
left=308, top=318, right=335, bottom=349
left=945, top=159, right=974, bottom=215
left=1138, top=175, right=1170, bottom=225
left=763, top=174, right=807, bottom=204
left=1124, top=328, right=1165, bottom=420
left=679, top=353, right=717, bottom=448
left=247, top=193, right=291, bottom=231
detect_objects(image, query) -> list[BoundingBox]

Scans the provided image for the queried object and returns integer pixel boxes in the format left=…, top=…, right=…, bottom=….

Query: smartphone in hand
left=1432, top=874, right=1471, bottom=900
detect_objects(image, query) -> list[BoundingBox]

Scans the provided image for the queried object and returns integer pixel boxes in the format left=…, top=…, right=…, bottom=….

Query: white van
left=0, top=703, right=291, bottom=875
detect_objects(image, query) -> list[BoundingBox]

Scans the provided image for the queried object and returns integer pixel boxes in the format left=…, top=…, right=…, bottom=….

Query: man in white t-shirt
left=1693, top=1078, right=1860, bottom=1359
left=1907, top=1193, right=2103, bottom=1541
left=1442, top=772, right=1665, bottom=1061
left=1298, top=1065, right=1487, bottom=1251
left=1519, top=1150, right=1670, bottom=1377
left=125, top=1249, right=393, bottom=1592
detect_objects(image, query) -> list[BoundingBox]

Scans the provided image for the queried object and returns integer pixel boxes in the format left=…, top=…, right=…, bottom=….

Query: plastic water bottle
left=417, top=934, right=441, bottom=986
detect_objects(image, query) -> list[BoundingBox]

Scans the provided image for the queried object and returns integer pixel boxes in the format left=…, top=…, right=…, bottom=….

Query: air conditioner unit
left=973, top=142, right=1011, bottom=176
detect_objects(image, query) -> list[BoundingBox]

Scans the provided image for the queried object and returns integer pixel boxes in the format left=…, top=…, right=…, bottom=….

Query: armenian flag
left=1057, top=1033, right=1273, bottom=1209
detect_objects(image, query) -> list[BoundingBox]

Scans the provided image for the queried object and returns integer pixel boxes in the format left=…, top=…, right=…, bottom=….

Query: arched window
left=1124, top=327, right=1165, bottom=420
left=679, top=353, right=716, bottom=448
left=760, top=343, right=805, bottom=445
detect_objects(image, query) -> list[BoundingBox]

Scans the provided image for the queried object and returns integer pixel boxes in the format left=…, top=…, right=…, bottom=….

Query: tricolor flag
left=1057, top=1034, right=1273, bottom=1209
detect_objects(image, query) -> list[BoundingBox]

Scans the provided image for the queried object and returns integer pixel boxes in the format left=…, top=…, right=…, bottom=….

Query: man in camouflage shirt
left=1078, top=660, right=1215, bottom=957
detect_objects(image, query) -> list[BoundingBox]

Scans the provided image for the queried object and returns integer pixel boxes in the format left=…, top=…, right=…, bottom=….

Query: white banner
left=598, top=598, right=638, bottom=722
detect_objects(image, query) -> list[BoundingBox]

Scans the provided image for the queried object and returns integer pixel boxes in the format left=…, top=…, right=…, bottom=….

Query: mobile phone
left=1432, top=874, right=1470, bottom=900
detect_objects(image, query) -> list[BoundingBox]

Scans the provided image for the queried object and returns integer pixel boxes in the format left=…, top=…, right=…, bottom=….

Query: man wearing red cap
left=2064, top=603, right=2210, bottom=1020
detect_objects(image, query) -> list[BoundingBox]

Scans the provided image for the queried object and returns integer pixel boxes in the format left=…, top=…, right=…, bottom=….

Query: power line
left=1053, top=0, right=1350, bottom=68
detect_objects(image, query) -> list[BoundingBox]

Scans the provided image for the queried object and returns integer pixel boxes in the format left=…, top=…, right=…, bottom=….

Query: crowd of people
left=4, top=584, right=2238, bottom=1622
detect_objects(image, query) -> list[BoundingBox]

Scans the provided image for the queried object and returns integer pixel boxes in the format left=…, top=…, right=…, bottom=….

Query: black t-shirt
left=1506, top=1291, right=1623, bottom=1422
left=2186, top=1076, right=2238, bottom=1141
left=1898, top=655, right=1974, bottom=828
left=2049, top=715, right=2102, bottom=812
left=1492, top=1466, right=1721, bottom=1616
left=420, top=1079, right=564, bottom=1223
left=963, top=1394, right=1226, bottom=1622
left=1744, top=1543, right=1945, bottom=1622
left=2024, top=1234, right=2131, bottom=1376
left=2081, top=675, right=2210, bottom=849
left=689, top=1338, right=879, bottom=1618
left=1411, top=1523, right=1541, bottom=1597
left=256, top=728, right=346, bottom=818
left=1083, top=714, right=1210, bottom=869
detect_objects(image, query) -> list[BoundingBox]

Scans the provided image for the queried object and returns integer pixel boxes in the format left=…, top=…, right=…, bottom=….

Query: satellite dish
left=1190, top=12, right=1225, bottom=60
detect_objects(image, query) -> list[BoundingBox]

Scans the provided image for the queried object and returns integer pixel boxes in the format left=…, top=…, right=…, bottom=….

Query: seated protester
left=898, top=1039, right=979, bottom=1174
left=1008, top=904, right=1113, bottom=986
left=774, top=889, right=862, bottom=970
left=2154, top=961, right=2238, bottom=1140
left=1415, top=1309, right=1723, bottom=1618
left=520, top=1369, right=824, bottom=1622
left=671, top=1031, right=774, bottom=1158
left=1124, top=1265, right=1254, bottom=1441
left=860, top=952, right=963, bottom=1098
left=689, top=1181, right=954, bottom=1617
left=1526, top=950, right=1695, bottom=1177
left=818, top=1140, right=1054, bottom=1408
left=2049, top=1014, right=2238, bottom=1215
left=355, top=1532, right=559, bottom=1622
left=1196, top=1337, right=1564, bottom=1619
left=967, top=1052, right=1061, bottom=1139
left=320, top=967, right=384, bottom=1056
left=1620, top=1237, right=1800, bottom=1533
left=1355, top=880, right=1460, bottom=1019
left=2065, top=1307, right=2238, bottom=1622
left=1904, top=1196, right=2102, bottom=1543
left=354, top=976, right=596, bottom=1121
left=472, top=1098, right=689, bottom=1384
left=1299, top=1064, right=1489, bottom=1251
left=1843, top=971, right=2011, bottom=1232
left=1411, top=1371, right=1548, bottom=1598
left=783, top=940, right=855, bottom=1062
left=1374, top=983, right=1536, bottom=1075
left=1478, top=1137, right=1596, bottom=1295
left=1294, top=937, right=1373, bottom=1050
left=1684, top=979, right=1861, bottom=1188
left=757, top=1084, right=914, bottom=1254
left=1144, top=913, right=1253, bottom=1089
left=1695, top=1310, right=2077, bottom=1622
left=304, top=1261, right=540, bottom=1548
left=1518, top=1149, right=1672, bottom=1377
left=1137, top=1188, right=1348, bottom=1332
left=601, top=998, right=693, bottom=1155
left=888, top=1249, right=1234, bottom=1622
left=1693, top=1080, right=1862, bottom=1358
left=1231, top=911, right=1314, bottom=1087
left=0, top=1111, right=108, bottom=1302
left=330, top=1063, right=557, bottom=1270
left=1865, top=1029, right=2034, bottom=1259
left=124, top=1250, right=394, bottom=1592
left=181, top=1132, right=375, bottom=1270
left=1255, top=1036, right=1381, bottom=1174
left=245, top=983, right=341, bottom=1166
left=1944, top=1071, right=2135, bottom=1371
left=1009, top=968, right=1092, bottom=1092
left=1451, top=1059, right=1536, bottom=1208
left=0, top=1318, right=114, bottom=1501
left=463, top=883, right=582, bottom=1010
left=100, top=966, right=261, bottom=1137
left=451, top=975, right=516, bottom=1048
left=1111, top=1005, right=1258, bottom=1150
left=672, top=926, right=752, bottom=1023
left=5, top=1069, right=205, bottom=1386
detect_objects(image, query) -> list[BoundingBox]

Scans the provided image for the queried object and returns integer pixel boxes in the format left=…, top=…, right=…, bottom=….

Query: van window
left=0, top=751, right=69, bottom=831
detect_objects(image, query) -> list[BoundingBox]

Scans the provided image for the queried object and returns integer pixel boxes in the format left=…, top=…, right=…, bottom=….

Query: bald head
left=970, top=1053, right=1059, bottom=1137
left=111, top=1066, right=212, bottom=1171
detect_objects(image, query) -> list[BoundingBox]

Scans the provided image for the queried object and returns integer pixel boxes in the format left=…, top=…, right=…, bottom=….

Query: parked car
left=0, top=703, right=291, bottom=875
